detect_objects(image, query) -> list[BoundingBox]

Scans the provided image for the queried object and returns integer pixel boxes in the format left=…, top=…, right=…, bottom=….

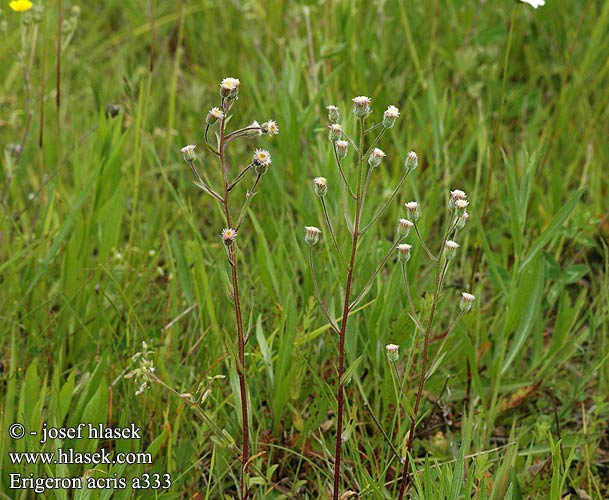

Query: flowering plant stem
left=218, top=97, right=250, bottom=500
left=332, top=117, right=367, bottom=500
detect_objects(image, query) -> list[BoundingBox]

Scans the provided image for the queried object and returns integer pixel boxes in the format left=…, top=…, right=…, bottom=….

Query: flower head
left=405, top=151, right=418, bottom=172
left=326, top=105, right=340, bottom=123
left=386, top=344, right=400, bottom=362
left=221, top=228, right=237, bottom=246
left=460, top=292, right=476, bottom=313
left=383, top=105, right=399, bottom=128
left=397, top=218, right=414, bottom=237
left=206, top=107, right=224, bottom=125
left=328, top=123, right=342, bottom=141
left=313, top=176, right=328, bottom=197
left=397, top=243, right=412, bottom=262
left=335, top=140, right=349, bottom=159
left=305, top=226, right=321, bottom=245
left=252, top=148, right=272, bottom=174
left=520, top=0, right=545, bottom=8
left=444, top=240, right=460, bottom=259
left=368, top=148, right=386, bottom=168
left=181, top=144, right=196, bottom=162
left=456, top=211, right=469, bottom=229
left=220, top=77, right=240, bottom=98
left=352, top=96, right=372, bottom=118
left=261, top=120, right=279, bottom=136
left=405, top=201, right=420, bottom=222
left=9, top=0, right=33, bottom=12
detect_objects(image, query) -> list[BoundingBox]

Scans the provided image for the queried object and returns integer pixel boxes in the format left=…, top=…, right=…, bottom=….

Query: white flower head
left=335, top=140, right=349, bottom=159
left=455, top=199, right=469, bottom=210
left=181, top=144, right=196, bottom=162
left=405, top=151, right=418, bottom=171
left=221, top=228, right=237, bottom=246
left=397, top=243, right=412, bottom=262
left=253, top=148, right=272, bottom=174
left=261, top=120, right=279, bottom=136
left=326, top=105, right=339, bottom=122
left=368, top=148, right=386, bottom=168
left=383, top=105, right=399, bottom=128
left=220, top=77, right=240, bottom=98
left=328, top=123, right=342, bottom=141
left=246, top=120, right=263, bottom=138
left=460, top=292, right=476, bottom=313
left=386, top=344, right=400, bottom=362
left=352, top=95, right=372, bottom=118
left=520, top=0, right=545, bottom=8
left=405, top=201, right=420, bottom=222
left=445, top=240, right=460, bottom=259
left=313, top=176, right=328, bottom=196
left=397, top=218, right=414, bottom=237
left=206, top=107, right=224, bottom=125
left=304, top=226, right=322, bottom=245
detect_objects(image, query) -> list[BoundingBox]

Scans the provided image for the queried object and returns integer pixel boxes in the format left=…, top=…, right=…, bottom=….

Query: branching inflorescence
left=306, top=97, right=475, bottom=498
left=181, top=77, right=278, bottom=500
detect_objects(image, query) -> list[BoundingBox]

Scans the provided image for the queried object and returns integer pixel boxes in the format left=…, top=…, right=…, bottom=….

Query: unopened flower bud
left=220, top=77, right=240, bottom=99
left=460, top=292, right=476, bottom=312
left=397, top=243, right=412, bottom=262
left=206, top=107, right=224, bottom=125
left=181, top=144, right=196, bottom=162
left=405, top=151, right=418, bottom=172
left=335, top=140, right=349, bottom=159
left=252, top=148, right=272, bottom=174
left=221, top=228, right=237, bottom=246
left=386, top=344, right=400, bottom=362
left=368, top=148, right=386, bottom=168
left=326, top=105, right=340, bottom=123
left=313, top=177, right=327, bottom=197
left=405, top=201, right=420, bottom=222
left=397, top=218, right=414, bottom=237
left=328, top=123, right=342, bottom=141
left=456, top=211, right=469, bottom=229
left=383, top=105, right=399, bottom=128
left=245, top=121, right=262, bottom=138
left=261, top=120, right=279, bottom=136
left=352, top=95, right=372, bottom=118
left=305, top=226, right=321, bottom=245
left=444, top=240, right=460, bottom=259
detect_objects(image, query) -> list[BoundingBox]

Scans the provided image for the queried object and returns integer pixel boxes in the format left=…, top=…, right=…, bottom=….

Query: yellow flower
left=9, top=0, right=33, bottom=12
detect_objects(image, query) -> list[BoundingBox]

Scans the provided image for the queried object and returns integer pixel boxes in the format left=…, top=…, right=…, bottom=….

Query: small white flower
left=326, top=105, right=339, bottom=122
left=397, top=218, right=414, bottom=237
left=252, top=149, right=272, bottom=167
left=397, top=243, right=412, bottom=262
left=352, top=95, right=372, bottom=118
left=313, top=176, right=328, bottom=196
left=328, top=123, right=342, bottom=141
left=445, top=240, right=460, bottom=259
left=404, top=151, right=418, bottom=171
left=335, top=140, right=349, bottom=159
left=261, top=120, right=279, bottom=136
left=220, top=77, right=240, bottom=98
left=181, top=144, right=196, bottom=162
left=304, top=226, right=322, bottom=245
left=206, top=107, right=224, bottom=124
left=520, top=0, right=545, bottom=8
left=221, top=228, right=237, bottom=246
left=455, top=199, right=469, bottom=210
left=385, top=344, right=400, bottom=362
left=368, top=148, right=386, bottom=168
left=405, top=201, right=420, bottom=222
left=460, top=292, right=476, bottom=313
left=383, top=105, right=399, bottom=128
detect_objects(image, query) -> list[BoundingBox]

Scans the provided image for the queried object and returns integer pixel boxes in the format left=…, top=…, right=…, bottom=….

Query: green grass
left=1, top=0, right=608, bottom=498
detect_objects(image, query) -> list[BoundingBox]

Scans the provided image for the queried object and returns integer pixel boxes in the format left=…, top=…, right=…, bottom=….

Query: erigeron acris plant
left=180, top=77, right=278, bottom=500
left=306, top=97, right=475, bottom=498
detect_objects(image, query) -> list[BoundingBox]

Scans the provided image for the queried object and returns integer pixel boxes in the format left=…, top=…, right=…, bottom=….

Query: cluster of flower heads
left=125, top=342, right=156, bottom=396
left=181, top=77, right=280, bottom=250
